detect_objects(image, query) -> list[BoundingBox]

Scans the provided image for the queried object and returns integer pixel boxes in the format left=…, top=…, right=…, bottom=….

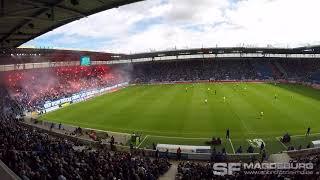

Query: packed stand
left=127, top=59, right=320, bottom=84
left=277, top=59, right=320, bottom=82
left=1, top=65, right=128, bottom=111
left=0, top=86, right=171, bottom=179
left=130, top=60, right=259, bottom=83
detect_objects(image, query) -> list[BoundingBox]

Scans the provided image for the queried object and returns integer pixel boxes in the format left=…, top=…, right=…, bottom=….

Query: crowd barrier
left=20, top=121, right=99, bottom=147
left=285, top=147, right=320, bottom=159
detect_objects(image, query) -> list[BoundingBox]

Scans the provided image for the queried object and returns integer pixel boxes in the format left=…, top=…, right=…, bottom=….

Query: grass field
left=39, top=83, right=320, bottom=154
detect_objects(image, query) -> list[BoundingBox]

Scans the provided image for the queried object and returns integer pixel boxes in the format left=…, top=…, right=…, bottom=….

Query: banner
left=42, top=82, right=129, bottom=110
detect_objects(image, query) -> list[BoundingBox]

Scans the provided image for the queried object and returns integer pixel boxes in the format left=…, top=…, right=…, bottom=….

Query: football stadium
left=1, top=0, right=320, bottom=179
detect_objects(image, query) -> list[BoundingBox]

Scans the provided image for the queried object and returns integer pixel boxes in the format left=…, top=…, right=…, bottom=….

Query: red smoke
left=2, top=65, right=125, bottom=109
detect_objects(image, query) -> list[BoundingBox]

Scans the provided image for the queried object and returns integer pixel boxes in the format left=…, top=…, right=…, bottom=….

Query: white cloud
left=24, top=0, right=320, bottom=53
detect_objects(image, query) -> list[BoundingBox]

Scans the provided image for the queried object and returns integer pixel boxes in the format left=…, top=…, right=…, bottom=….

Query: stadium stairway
left=159, top=161, right=178, bottom=180
left=269, top=62, right=284, bottom=79
left=269, top=153, right=292, bottom=163
left=274, top=61, right=288, bottom=78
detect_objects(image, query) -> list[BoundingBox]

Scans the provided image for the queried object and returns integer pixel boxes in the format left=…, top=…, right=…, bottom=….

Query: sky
left=22, top=0, right=320, bottom=53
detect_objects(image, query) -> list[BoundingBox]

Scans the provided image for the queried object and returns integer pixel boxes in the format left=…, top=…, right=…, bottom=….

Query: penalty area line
left=137, top=135, right=149, bottom=148
left=229, top=138, right=235, bottom=154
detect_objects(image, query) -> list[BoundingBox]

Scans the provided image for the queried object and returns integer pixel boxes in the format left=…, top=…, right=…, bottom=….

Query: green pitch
left=39, top=83, right=320, bottom=154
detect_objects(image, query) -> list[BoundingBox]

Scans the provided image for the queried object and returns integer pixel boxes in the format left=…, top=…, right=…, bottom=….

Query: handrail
left=0, top=160, right=21, bottom=180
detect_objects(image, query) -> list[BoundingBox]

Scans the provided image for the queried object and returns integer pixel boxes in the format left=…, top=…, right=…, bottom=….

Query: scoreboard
left=80, top=56, right=91, bottom=66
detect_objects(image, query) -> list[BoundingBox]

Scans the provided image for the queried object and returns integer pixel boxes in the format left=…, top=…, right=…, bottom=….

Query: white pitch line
left=137, top=135, right=149, bottom=148
left=149, top=134, right=210, bottom=140
left=291, top=132, right=320, bottom=138
left=224, top=100, right=254, bottom=135
left=229, top=138, right=235, bottom=154
left=75, top=126, right=131, bottom=136
left=276, top=132, right=320, bottom=139
left=42, top=120, right=132, bottom=136
left=275, top=137, right=288, bottom=149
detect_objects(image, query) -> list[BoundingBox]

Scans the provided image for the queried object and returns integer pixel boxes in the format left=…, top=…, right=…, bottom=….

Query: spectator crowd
left=1, top=65, right=128, bottom=111
left=129, top=59, right=320, bottom=84
left=0, top=86, right=171, bottom=180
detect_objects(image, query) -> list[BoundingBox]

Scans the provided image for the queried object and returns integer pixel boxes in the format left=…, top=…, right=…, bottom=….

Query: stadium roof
left=118, top=47, right=320, bottom=60
left=0, top=0, right=142, bottom=49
